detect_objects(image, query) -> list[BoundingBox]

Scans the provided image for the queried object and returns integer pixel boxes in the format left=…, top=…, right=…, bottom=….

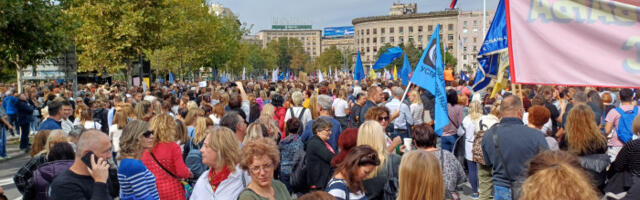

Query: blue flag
left=286, top=68, right=290, bottom=81
left=353, top=51, right=365, bottom=84
left=400, top=53, right=412, bottom=86
left=473, top=0, right=508, bottom=92
left=460, top=71, right=470, bottom=82
left=168, top=72, right=174, bottom=84
left=410, top=24, right=449, bottom=135
left=372, top=46, right=403, bottom=70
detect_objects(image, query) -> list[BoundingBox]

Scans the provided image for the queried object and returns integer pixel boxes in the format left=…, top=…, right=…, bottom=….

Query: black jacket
left=304, top=135, right=335, bottom=191
left=16, top=99, right=34, bottom=125
left=580, top=153, right=609, bottom=192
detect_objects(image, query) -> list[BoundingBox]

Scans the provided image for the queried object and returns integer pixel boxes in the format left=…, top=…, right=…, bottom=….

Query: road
left=0, top=153, right=29, bottom=200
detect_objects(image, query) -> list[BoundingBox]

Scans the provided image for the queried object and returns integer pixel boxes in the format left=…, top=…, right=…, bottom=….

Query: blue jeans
left=0, top=126, right=6, bottom=157
left=30, top=115, right=39, bottom=133
left=392, top=128, right=411, bottom=139
left=441, top=135, right=458, bottom=152
left=467, top=160, right=479, bottom=193
left=494, top=185, right=512, bottom=200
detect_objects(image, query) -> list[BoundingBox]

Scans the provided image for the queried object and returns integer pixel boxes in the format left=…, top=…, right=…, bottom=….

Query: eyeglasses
left=143, top=130, right=154, bottom=138
left=249, top=163, right=274, bottom=174
left=378, top=116, right=389, bottom=122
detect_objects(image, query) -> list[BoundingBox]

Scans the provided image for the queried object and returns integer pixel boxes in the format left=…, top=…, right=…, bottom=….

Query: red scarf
left=208, top=165, right=231, bottom=192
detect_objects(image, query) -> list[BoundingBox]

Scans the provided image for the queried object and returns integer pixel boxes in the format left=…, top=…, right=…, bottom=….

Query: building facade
left=352, top=10, right=460, bottom=68
left=257, top=28, right=322, bottom=60
left=321, top=36, right=354, bottom=54
left=458, top=10, right=495, bottom=72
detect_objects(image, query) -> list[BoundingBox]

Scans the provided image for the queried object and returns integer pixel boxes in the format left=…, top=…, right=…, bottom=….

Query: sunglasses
left=143, top=130, right=154, bottom=138
left=378, top=116, right=389, bottom=122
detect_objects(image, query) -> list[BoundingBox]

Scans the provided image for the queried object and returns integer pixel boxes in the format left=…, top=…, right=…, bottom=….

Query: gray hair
left=291, top=91, right=304, bottom=106
left=317, top=95, right=333, bottom=111
left=312, top=118, right=333, bottom=135
left=391, top=87, right=404, bottom=98
left=572, top=91, right=587, bottom=103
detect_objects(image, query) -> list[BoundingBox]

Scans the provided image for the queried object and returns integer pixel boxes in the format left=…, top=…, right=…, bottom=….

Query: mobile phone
left=81, top=151, right=95, bottom=169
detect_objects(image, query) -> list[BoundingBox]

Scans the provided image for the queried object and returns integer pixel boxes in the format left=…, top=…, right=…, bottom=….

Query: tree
left=0, top=0, right=71, bottom=91
left=315, top=45, right=343, bottom=72
left=290, top=49, right=310, bottom=73
left=70, top=0, right=173, bottom=86
left=266, top=37, right=304, bottom=71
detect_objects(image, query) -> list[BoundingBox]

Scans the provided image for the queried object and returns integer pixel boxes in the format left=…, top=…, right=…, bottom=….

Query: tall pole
left=483, top=0, right=487, bottom=36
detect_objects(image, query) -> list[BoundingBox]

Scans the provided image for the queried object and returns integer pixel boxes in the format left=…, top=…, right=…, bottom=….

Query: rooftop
left=352, top=10, right=459, bottom=25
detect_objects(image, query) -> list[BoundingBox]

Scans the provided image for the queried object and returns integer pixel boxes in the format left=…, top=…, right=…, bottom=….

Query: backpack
left=184, top=139, right=207, bottom=180
left=615, top=106, right=638, bottom=143
left=382, top=155, right=400, bottom=200
left=278, top=134, right=304, bottom=181
left=289, top=149, right=308, bottom=193
left=289, top=108, right=307, bottom=134
left=472, top=119, right=489, bottom=165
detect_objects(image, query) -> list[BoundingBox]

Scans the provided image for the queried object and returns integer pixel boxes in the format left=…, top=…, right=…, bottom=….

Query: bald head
left=76, top=130, right=111, bottom=158
left=500, top=95, right=524, bottom=118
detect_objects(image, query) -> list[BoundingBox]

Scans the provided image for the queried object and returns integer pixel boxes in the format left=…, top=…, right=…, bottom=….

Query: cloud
left=217, top=0, right=499, bottom=34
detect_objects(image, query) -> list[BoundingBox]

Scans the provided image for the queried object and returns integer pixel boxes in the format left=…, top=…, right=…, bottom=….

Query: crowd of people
left=0, top=76, right=639, bottom=200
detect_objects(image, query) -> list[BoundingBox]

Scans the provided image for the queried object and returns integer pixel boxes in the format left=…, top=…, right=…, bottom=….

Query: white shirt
left=385, top=98, right=414, bottom=130
left=109, top=124, right=123, bottom=153
left=61, top=118, right=74, bottom=134
left=284, top=106, right=312, bottom=128
left=410, top=103, right=424, bottom=125
left=522, top=112, right=552, bottom=134
left=190, top=166, right=250, bottom=200
left=458, top=116, right=479, bottom=161
left=332, top=98, right=348, bottom=117
left=209, top=114, right=221, bottom=125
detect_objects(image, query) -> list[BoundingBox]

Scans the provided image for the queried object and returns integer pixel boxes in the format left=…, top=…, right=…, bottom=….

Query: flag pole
left=399, top=81, right=413, bottom=104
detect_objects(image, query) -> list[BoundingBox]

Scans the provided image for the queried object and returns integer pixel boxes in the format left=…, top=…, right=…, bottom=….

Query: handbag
left=149, top=151, right=193, bottom=199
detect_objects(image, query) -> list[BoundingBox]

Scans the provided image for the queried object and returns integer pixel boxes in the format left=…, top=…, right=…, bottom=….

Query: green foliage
left=0, top=0, right=71, bottom=69
left=315, top=45, right=344, bottom=72
left=375, top=42, right=421, bottom=71
left=266, top=37, right=305, bottom=72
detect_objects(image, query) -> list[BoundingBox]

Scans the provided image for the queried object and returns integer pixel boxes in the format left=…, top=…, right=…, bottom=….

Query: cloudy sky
left=216, top=0, right=500, bottom=34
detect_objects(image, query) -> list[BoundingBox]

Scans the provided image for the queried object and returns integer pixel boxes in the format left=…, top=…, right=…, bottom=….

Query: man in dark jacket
left=16, top=94, right=34, bottom=151
left=359, top=86, right=383, bottom=126
left=482, top=95, right=549, bottom=200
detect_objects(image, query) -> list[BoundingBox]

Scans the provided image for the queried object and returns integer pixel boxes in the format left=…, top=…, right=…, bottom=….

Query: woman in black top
left=304, top=118, right=336, bottom=191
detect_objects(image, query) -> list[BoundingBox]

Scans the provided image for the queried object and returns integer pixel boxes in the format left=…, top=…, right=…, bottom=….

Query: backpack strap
left=289, top=108, right=295, bottom=119
left=492, top=125, right=513, bottom=181
left=298, top=108, right=306, bottom=120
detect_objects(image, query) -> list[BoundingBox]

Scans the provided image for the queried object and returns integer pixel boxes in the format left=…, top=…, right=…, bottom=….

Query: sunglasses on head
left=143, top=130, right=154, bottom=138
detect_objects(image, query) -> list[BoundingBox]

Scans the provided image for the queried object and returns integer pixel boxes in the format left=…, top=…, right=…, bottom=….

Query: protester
left=330, top=128, right=359, bottom=167
left=284, top=91, right=313, bottom=128
left=49, top=130, right=113, bottom=200
left=332, top=89, right=349, bottom=130
left=363, top=106, right=402, bottom=154
left=359, top=86, right=382, bottom=126
left=238, top=138, right=290, bottom=200
left=357, top=120, right=401, bottom=200
left=525, top=105, right=558, bottom=150
left=408, top=90, right=424, bottom=125
left=298, top=191, right=337, bottom=200
left=117, top=120, right=159, bottom=200
left=325, top=145, right=380, bottom=200
left=304, top=118, right=336, bottom=191
left=607, top=114, right=640, bottom=190
left=349, top=92, right=366, bottom=128
left=0, top=95, right=14, bottom=159
left=385, top=87, right=414, bottom=139
left=2, top=89, right=18, bottom=137
left=397, top=150, right=444, bottom=200
left=278, top=118, right=304, bottom=189
left=520, top=151, right=599, bottom=200
left=604, top=88, right=638, bottom=160
left=16, top=93, right=35, bottom=151
left=414, top=123, right=466, bottom=199
left=29, top=130, right=51, bottom=157
left=442, top=89, right=464, bottom=152
left=457, top=101, right=483, bottom=198
left=271, top=94, right=287, bottom=134
left=191, top=127, right=249, bottom=199
left=301, top=95, right=343, bottom=151
left=481, top=95, right=549, bottom=200
left=14, top=130, right=67, bottom=195
left=141, top=114, right=191, bottom=200
left=220, top=112, right=248, bottom=145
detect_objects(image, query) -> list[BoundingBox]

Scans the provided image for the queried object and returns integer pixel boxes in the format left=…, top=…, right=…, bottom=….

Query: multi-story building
left=458, top=10, right=495, bottom=72
left=352, top=9, right=459, bottom=68
left=257, top=26, right=322, bottom=60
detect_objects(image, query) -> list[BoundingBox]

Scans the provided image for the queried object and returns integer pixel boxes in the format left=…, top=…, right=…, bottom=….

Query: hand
left=391, top=136, right=402, bottom=147
left=235, top=81, right=243, bottom=88
left=88, top=154, right=109, bottom=183
left=398, top=144, right=406, bottom=153
left=8, top=125, right=13, bottom=130
left=391, top=111, right=400, bottom=120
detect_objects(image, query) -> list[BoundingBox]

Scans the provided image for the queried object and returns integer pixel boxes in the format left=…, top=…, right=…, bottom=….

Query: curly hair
left=565, top=104, right=607, bottom=155
left=527, top=105, right=550, bottom=129
left=149, top=113, right=176, bottom=145
left=520, top=151, right=599, bottom=200
left=239, top=138, right=280, bottom=172
left=364, top=106, right=390, bottom=121
left=119, top=120, right=149, bottom=158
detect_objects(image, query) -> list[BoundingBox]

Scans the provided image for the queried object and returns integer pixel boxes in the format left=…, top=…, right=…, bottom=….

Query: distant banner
left=507, top=0, right=640, bottom=87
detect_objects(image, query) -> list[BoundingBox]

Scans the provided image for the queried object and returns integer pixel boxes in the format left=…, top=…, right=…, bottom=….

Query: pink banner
left=507, top=0, right=640, bottom=88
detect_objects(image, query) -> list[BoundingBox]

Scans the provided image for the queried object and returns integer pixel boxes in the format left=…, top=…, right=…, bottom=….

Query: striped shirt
left=118, top=158, right=160, bottom=200
left=325, top=178, right=368, bottom=200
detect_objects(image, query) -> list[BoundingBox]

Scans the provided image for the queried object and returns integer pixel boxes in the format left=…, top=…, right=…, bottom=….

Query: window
left=361, top=39, right=364, bottom=43
left=399, top=27, right=404, bottom=33
left=381, top=37, right=385, bottom=43
left=448, top=44, right=453, bottom=50
left=448, top=34, right=454, bottom=40
left=390, top=36, right=395, bottom=43
left=473, top=46, right=477, bottom=51
left=464, top=21, right=468, bottom=26
left=473, top=37, right=477, bottom=42
left=373, top=28, right=377, bottom=34
left=428, top=25, right=433, bottom=32
left=463, top=37, right=468, bottom=43
left=463, top=55, right=467, bottom=60
left=473, top=28, right=478, bottom=33
left=474, top=20, right=478, bottom=26
left=390, top=27, right=394, bottom=33
left=464, top=47, right=467, bottom=52
left=366, top=29, right=370, bottom=35
left=448, top=24, right=454, bottom=31
left=463, top=29, right=468, bottom=34
left=373, top=46, right=377, bottom=52
left=418, top=35, right=423, bottom=42
left=399, top=36, right=404, bottom=43
left=366, top=38, right=369, bottom=43
left=373, top=37, right=377, bottom=43
left=381, top=28, right=385, bottom=34
left=408, top=36, right=414, bottom=42
left=409, top=26, right=413, bottom=33
left=300, top=37, right=304, bottom=40
left=418, top=26, right=423, bottom=32
left=361, top=30, right=364, bottom=35
left=367, top=47, right=370, bottom=52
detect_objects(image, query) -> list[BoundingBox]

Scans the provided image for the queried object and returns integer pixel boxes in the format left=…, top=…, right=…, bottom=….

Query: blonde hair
left=41, top=130, right=69, bottom=156
left=520, top=162, right=599, bottom=200
left=134, top=100, right=152, bottom=121
left=565, top=104, right=607, bottom=155
left=149, top=114, right=176, bottom=145
left=205, top=127, right=241, bottom=172
left=118, top=103, right=135, bottom=119
left=260, top=104, right=275, bottom=119
left=398, top=150, right=444, bottom=200
left=357, top=120, right=387, bottom=176
left=113, top=110, right=128, bottom=130
left=186, top=101, right=198, bottom=111
left=309, top=94, right=319, bottom=119
left=243, top=122, right=265, bottom=145
left=184, top=108, right=203, bottom=126
left=409, top=90, right=422, bottom=105
left=192, top=117, right=208, bottom=144
left=468, top=101, right=483, bottom=120
left=119, top=120, right=149, bottom=158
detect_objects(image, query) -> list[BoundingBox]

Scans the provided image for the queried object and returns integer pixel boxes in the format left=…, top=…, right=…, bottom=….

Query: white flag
left=318, top=69, right=324, bottom=82
left=242, top=67, right=246, bottom=80
left=272, top=69, right=278, bottom=82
